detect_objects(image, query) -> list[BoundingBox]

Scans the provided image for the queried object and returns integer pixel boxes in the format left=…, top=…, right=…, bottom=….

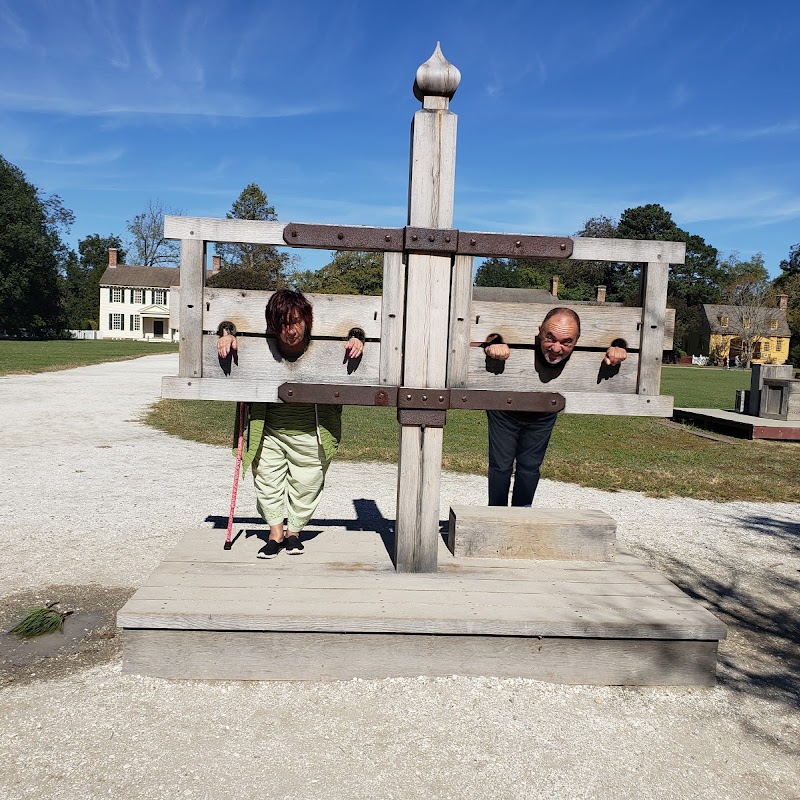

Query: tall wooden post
left=395, top=44, right=461, bottom=572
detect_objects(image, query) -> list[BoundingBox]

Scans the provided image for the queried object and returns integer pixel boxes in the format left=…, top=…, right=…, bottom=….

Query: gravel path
left=0, top=354, right=797, bottom=800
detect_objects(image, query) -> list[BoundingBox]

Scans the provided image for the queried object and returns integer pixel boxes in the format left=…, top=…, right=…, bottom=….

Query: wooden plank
left=560, top=392, right=673, bottom=416
left=144, top=568, right=688, bottom=598
left=471, top=301, right=676, bottom=351
left=200, top=335, right=380, bottom=385
left=195, top=288, right=382, bottom=338
left=178, top=239, right=205, bottom=378
left=165, top=216, right=286, bottom=245
left=117, top=596, right=724, bottom=639
left=570, top=237, right=686, bottom=265
left=379, top=251, right=405, bottom=387
left=123, top=630, right=718, bottom=685
left=395, top=99, right=458, bottom=573
left=448, top=506, right=616, bottom=561
left=638, top=262, right=669, bottom=396
left=447, top=254, right=474, bottom=388
left=467, top=348, right=638, bottom=393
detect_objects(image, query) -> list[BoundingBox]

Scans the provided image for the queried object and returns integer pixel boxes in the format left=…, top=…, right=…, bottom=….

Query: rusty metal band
left=278, top=383, right=397, bottom=406
left=283, top=223, right=574, bottom=260
left=451, top=390, right=565, bottom=413
left=396, top=409, right=447, bottom=428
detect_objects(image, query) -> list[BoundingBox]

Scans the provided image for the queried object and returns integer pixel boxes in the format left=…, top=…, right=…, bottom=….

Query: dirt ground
left=0, top=354, right=797, bottom=800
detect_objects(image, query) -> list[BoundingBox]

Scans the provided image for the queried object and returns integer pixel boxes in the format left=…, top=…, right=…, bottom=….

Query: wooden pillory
left=118, top=45, right=725, bottom=684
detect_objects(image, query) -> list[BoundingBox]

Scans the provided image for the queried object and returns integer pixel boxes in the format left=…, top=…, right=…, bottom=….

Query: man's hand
left=604, top=346, right=627, bottom=366
left=484, top=333, right=510, bottom=361
left=218, top=334, right=237, bottom=358
left=485, top=342, right=510, bottom=360
left=344, top=336, right=363, bottom=359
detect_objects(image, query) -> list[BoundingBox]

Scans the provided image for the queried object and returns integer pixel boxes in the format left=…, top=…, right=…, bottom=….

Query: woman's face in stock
left=278, top=310, right=307, bottom=349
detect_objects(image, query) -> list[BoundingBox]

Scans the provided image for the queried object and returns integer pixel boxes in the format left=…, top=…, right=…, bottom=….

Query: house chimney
left=777, top=294, right=788, bottom=311
left=596, top=285, right=607, bottom=303
left=108, top=248, right=118, bottom=268
left=551, top=275, right=559, bottom=298
left=212, top=254, right=221, bottom=273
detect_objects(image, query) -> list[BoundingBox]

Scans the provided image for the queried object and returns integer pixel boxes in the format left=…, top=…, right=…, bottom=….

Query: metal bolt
left=189, top=231, right=194, bottom=236
left=412, top=234, right=418, bottom=241
left=288, top=390, right=293, bottom=397
left=385, top=234, right=391, bottom=241
left=422, top=394, right=428, bottom=401
left=551, top=399, right=557, bottom=405
left=337, top=232, right=344, bottom=240
left=445, top=235, right=451, bottom=243
left=515, top=240, right=521, bottom=247
left=461, top=396, right=467, bottom=402
left=560, top=242, right=566, bottom=251
left=291, top=230, right=298, bottom=237
left=470, top=238, right=477, bottom=246
left=406, top=394, right=412, bottom=400
left=507, top=397, right=512, bottom=404
left=334, top=391, right=340, bottom=398
left=428, top=234, right=435, bottom=242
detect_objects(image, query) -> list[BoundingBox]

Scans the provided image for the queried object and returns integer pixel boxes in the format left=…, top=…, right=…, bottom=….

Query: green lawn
left=0, top=339, right=178, bottom=376
left=145, top=366, right=800, bottom=504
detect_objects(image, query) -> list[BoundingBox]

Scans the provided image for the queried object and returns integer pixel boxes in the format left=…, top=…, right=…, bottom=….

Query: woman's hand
left=218, top=333, right=237, bottom=358
left=344, top=336, right=363, bottom=359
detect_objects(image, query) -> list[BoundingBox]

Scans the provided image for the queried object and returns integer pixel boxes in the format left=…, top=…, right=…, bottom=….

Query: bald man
left=484, top=307, right=627, bottom=506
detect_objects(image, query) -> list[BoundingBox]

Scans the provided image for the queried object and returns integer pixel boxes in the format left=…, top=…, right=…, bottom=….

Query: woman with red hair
left=217, top=289, right=364, bottom=559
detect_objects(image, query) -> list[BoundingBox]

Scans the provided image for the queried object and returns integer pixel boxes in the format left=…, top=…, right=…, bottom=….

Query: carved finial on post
left=413, top=42, right=461, bottom=109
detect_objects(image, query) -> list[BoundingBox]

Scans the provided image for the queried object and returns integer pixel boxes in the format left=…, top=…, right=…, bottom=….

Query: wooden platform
left=673, top=407, right=800, bottom=440
left=118, top=528, right=725, bottom=686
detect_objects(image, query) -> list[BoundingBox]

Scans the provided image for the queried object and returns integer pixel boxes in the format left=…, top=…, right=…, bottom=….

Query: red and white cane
left=224, top=401, right=246, bottom=550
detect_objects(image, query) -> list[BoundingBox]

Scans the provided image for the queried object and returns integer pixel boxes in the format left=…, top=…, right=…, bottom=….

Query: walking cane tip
left=223, top=541, right=233, bottom=551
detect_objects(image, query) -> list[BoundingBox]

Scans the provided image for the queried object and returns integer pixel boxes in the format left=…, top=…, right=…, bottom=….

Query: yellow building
left=701, top=295, right=791, bottom=365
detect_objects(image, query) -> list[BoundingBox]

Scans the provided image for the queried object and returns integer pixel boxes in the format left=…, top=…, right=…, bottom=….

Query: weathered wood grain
left=379, top=251, right=405, bottom=387
left=177, top=239, right=205, bottom=378
left=122, top=630, right=718, bottom=685
left=466, top=348, right=638, bottom=393
left=200, top=335, right=380, bottom=385
left=570, top=237, right=686, bottom=264
left=165, top=216, right=286, bottom=245
left=449, top=506, right=616, bottom=561
left=638, top=262, right=669, bottom=396
left=448, top=254, right=474, bottom=388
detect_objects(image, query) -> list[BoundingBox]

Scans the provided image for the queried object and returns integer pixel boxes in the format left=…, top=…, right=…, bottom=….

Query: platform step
left=448, top=506, right=616, bottom=561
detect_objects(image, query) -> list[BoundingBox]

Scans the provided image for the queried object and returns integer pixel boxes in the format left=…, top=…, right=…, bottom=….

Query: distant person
left=483, top=307, right=627, bottom=507
left=217, top=290, right=366, bottom=559
left=724, top=355, right=729, bottom=370
left=735, top=355, right=740, bottom=369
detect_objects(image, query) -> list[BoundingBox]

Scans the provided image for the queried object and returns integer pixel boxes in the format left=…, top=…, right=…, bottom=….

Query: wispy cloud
left=32, top=147, right=125, bottom=167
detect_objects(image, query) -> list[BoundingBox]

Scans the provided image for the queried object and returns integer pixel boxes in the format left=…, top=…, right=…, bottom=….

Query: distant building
left=98, top=249, right=217, bottom=340
left=697, top=295, right=791, bottom=364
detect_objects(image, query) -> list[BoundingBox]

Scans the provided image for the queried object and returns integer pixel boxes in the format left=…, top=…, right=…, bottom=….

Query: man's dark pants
left=487, top=410, right=558, bottom=506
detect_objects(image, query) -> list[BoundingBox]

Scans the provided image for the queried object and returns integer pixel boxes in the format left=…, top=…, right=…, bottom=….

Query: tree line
left=1, top=153, right=798, bottom=364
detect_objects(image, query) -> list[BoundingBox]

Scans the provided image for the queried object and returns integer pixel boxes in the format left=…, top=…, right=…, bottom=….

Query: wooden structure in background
left=118, top=45, right=725, bottom=685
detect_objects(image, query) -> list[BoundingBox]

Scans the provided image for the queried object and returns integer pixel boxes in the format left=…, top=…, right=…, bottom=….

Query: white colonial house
left=98, top=249, right=216, bottom=340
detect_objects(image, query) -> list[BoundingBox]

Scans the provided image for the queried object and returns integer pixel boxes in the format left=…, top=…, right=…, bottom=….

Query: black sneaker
left=284, top=536, right=304, bottom=555
left=257, top=539, right=282, bottom=559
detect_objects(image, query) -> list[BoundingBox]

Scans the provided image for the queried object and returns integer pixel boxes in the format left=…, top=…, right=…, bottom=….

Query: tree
left=292, top=251, right=383, bottom=295
left=209, top=183, right=292, bottom=290
left=719, top=252, right=774, bottom=368
left=126, top=200, right=180, bottom=266
left=62, top=234, right=126, bottom=329
left=0, top=155, right=72, bottom=336
left=774, top=244, right=800, bottom=366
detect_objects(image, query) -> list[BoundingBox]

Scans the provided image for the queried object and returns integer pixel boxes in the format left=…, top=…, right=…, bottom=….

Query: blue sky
left=1, top=0, right=797, bottom=277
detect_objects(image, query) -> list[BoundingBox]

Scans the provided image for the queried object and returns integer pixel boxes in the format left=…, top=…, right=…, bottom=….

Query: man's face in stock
left=538, top=313, right=579, bottom=365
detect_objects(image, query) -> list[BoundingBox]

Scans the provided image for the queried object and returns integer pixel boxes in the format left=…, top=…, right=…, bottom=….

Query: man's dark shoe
left=284, top=536, right=304, bottom=555
left=257, top=539, right=282, bottom=559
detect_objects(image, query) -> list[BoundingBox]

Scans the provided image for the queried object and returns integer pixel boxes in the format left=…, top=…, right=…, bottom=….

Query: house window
left=132, top=289, right=145, bottom=304
left=720, top=316, right=729, bottom=327
left=762, top=341, right=770, bottom=352
left=130, top=315, right=141, bottom=331
left=153, top=289, right=167, bottom=305
left=111, top=287, right=124, bottom=303
left=770, top=319, right=778, bottom=331
left=110, top=314, right=124, bottom=331
left=743, top=318, right=751, bottom=329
